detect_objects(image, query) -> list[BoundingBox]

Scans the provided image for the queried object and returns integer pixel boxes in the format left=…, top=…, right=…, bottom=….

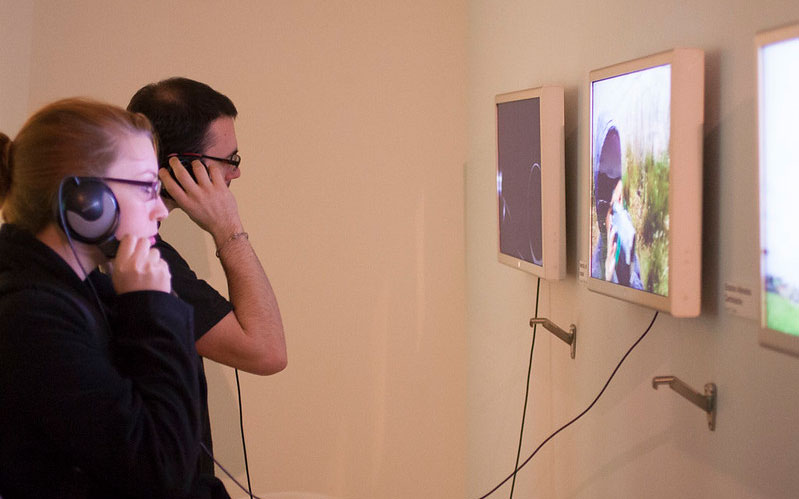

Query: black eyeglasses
left=170, top=152, right=241, bottom=170
left=101, top=177, right=162, bottom=201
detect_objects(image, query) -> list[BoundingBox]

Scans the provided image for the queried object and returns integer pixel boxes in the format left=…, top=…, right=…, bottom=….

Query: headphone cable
left=478, top=310, right=659, bottom=499
left=202, top=442, right=263, bottom=499
left=235, top=368, right=254, bottom=499
left=508, top=277, right=541, bottom=498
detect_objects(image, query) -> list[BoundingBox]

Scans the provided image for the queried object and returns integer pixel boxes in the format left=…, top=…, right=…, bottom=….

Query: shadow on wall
left=204, top=361, right=245, bottom=480
left=158, top=209, right=212, bottom=280
left=569, top=427, right=673, bottom=497
left=158, top=210, right=244, bottom=475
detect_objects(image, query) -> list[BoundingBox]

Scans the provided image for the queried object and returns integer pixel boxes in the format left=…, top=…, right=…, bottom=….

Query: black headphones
left=56, top=176, right=120, bottom=258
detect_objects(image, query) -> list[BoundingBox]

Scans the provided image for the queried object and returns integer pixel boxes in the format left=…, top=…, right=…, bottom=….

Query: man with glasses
left=128, top=78, right=286, bottom=484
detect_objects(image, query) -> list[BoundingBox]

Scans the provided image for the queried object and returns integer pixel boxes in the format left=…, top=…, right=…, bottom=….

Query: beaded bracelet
left=215, top=231, right=249, bottom=258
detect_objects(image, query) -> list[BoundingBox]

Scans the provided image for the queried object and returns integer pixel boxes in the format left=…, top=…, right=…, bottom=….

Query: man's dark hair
left=127, top=77, right=237, bottom=168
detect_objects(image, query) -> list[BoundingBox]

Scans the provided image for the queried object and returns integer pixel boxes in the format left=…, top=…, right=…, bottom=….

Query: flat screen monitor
left=587, top=49, right=704, bottom=317
left=756, top=23, right=799, bottom=357
left=496, top=86, right=565, bottom=280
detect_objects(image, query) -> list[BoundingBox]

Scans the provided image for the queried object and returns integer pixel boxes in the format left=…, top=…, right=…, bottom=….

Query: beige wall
left=468, top=1, right=799, bottom=498
left=0, top=1, right=32, bottom=136
left=6, top=1, right=466, bottom=497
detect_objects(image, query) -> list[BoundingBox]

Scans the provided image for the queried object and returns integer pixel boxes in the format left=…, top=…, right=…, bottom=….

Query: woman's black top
left=0, top=224, right=227, bottom=498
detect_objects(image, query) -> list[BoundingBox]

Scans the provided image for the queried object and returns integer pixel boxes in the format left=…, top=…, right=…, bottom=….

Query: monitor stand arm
left=529, top=318, right=576, bottom=359
left=652, top=375, right=717, bottom=431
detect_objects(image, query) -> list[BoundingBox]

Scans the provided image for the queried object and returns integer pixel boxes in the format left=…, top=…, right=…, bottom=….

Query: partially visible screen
left=497, top=97, right=543, bottom=267
left=590, top=64, right=671, bottom=296
left=761, top=37, right=799, bottom=337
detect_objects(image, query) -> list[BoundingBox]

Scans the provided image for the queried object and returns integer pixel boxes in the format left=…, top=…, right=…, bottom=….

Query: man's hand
left=159, top=156, right=243, bottom=245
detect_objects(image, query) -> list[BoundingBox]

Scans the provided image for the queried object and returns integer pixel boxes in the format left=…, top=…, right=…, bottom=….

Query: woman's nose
left=153, top=196, right=168, bottom=221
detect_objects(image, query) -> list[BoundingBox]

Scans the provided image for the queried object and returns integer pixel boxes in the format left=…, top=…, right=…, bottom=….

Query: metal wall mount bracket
left=652, top=375, right=717, bottom=431
left=529, top=318, right=577, bottom=359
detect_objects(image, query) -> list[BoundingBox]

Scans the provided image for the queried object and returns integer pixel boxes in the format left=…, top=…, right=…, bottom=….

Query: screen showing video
left=590, top=64, right=671, bottom=296
left=761, top=37, right=799, bottom=336
left=497, top=97, right=543, bottom=267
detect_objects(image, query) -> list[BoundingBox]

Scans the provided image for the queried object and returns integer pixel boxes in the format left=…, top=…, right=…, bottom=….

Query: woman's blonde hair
left=0, top=98, right=155, bottom=234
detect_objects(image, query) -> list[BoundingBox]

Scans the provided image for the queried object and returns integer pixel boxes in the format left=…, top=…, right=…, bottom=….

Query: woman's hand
left=111, top=235, right=171, bottom=294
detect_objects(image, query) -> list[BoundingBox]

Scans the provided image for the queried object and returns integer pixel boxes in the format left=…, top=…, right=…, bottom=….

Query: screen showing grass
left=760, top=35, right=799, bottom=336
left=590, top=64, right=671, bottom=296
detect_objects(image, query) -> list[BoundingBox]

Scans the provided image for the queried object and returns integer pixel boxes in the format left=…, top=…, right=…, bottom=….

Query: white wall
left=468, top=1, right=799, bottom=498
left=10, top=1, right=467, bottom=497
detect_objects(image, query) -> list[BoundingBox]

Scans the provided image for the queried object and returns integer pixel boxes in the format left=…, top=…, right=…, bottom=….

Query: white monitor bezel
left=756, top=22, right=799, bottom=357
left=586, top=48, right=704, bottom=317
left=495, top=86, right=566, bottom=280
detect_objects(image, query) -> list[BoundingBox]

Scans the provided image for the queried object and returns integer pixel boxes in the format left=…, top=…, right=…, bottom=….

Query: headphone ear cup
left=57, top=177, right=120, bottom=245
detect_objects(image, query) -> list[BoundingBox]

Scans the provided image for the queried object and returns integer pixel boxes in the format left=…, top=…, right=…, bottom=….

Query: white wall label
left=578, top=260, right=588, bottom=282
left=723, top=282, right=758, bottom=320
